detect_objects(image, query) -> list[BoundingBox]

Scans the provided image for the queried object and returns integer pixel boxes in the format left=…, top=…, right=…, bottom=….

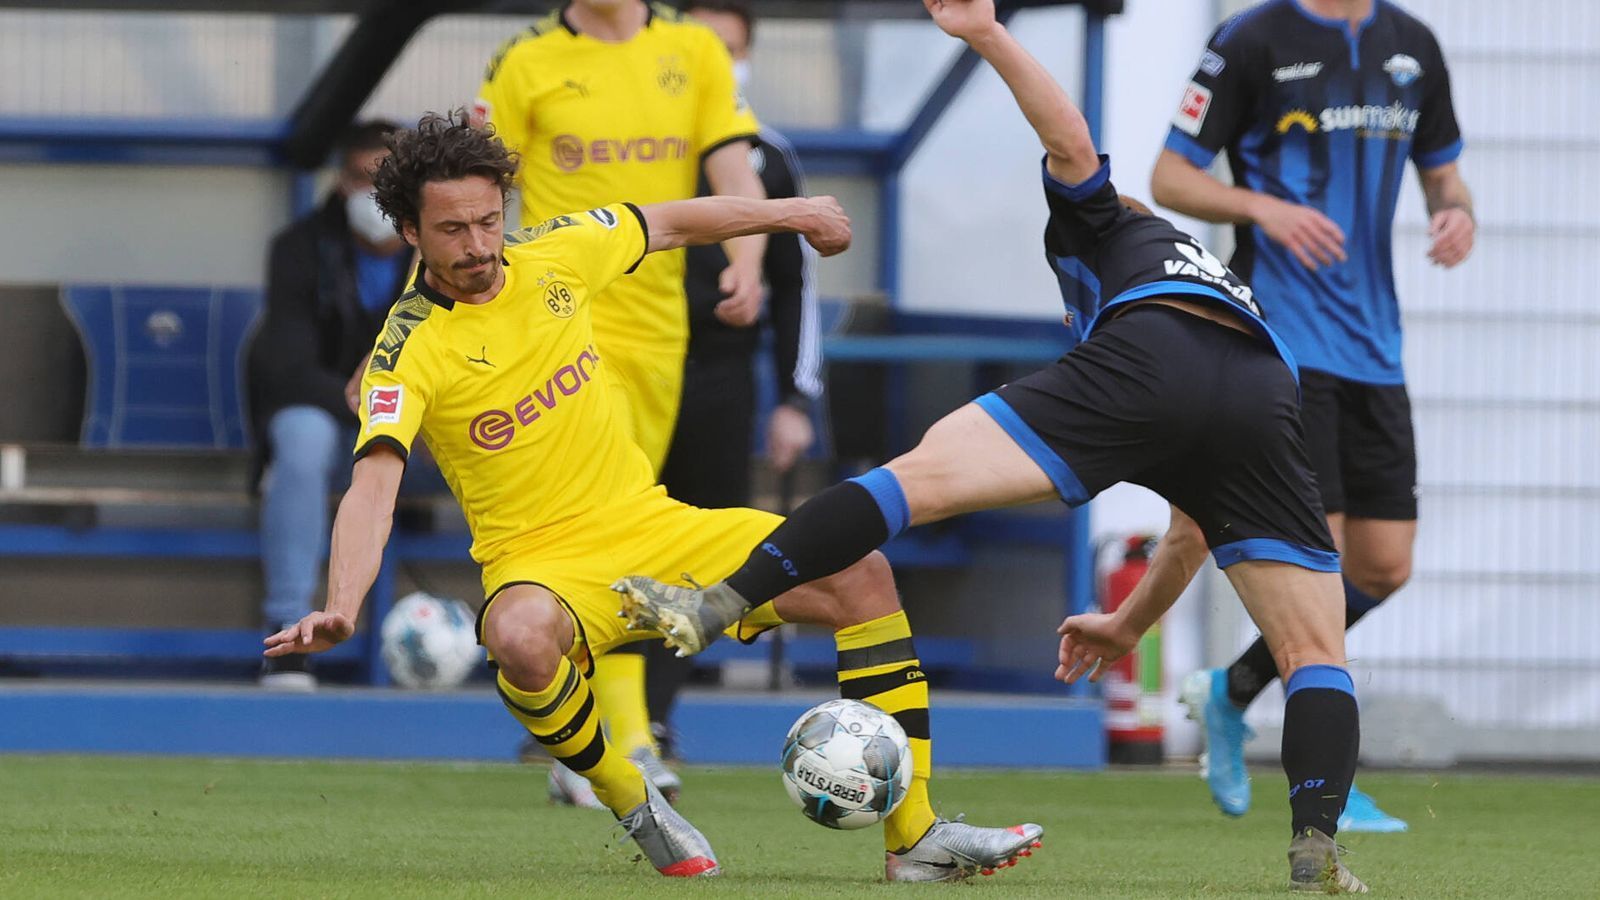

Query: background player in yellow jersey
left=474, top=0, right=770, bottom=798
left=264, top=113, right=1042, bottom=882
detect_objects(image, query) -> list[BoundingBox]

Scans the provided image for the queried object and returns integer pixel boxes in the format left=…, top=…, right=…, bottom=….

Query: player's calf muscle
left=773, top=552, right=899, bottom=630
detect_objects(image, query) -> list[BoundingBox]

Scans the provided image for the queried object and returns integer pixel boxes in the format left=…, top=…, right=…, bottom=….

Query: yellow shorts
left=602, top=344, right=685, bottom=476
left=478, top=486, right=784, bottom=669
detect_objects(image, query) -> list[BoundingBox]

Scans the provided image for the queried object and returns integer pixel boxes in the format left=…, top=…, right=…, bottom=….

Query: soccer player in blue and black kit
left=618, top=0, right=1371, bottom=890
left=1152, top=0, right=1474, bottom=833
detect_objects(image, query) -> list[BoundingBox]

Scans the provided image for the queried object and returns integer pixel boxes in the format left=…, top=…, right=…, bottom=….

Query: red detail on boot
left=659, top=856, right=718, bottom=877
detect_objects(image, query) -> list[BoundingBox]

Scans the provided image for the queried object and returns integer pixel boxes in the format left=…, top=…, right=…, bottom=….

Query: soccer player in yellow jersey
left=264, top=113, right=1042, bottom=881
left=474, top=0, right=769, bottom=797
left=474, top=0, right=766, bottom=467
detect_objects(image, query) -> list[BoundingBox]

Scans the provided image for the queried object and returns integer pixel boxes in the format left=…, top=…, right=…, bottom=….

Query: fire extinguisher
left=1100, top=534, right=1164, bottom=765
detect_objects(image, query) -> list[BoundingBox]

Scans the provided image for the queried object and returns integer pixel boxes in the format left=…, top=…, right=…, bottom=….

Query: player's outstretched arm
left=263, top=446, right=404, bottom=657
left=1151, top=150, right=1347, bottom=270
left=1056, top=506, right=1210, bottom=683
left=638, top=195, right=850, bottom=258
left=924, top=0, right=1099, bottom=185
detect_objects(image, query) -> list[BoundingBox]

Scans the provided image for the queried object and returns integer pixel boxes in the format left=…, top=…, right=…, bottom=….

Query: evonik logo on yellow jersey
left=468, top=344, right=602, bottom=451
left=550, top=134, right=691, bottom=172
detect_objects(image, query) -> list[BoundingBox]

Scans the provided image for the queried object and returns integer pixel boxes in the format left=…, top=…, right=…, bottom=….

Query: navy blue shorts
left=1298, top=370, right=1418, bottom=521
left=981, top=304, right=1338, bottom=571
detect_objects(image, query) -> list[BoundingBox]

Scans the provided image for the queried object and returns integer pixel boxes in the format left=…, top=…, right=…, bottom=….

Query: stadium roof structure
left=0, top=0, right=1121, bottom=168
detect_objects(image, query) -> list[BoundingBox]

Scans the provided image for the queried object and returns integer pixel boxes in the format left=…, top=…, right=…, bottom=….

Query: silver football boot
left=628, top=746, right=683, bottom=805
left=885, top=816, right=1045, bottom=882
left=547, top=761, right=604, bottom=809
left=1288, top=827, right=1369, bottom=893
left=615, top=776, right=719, bottom=877
left=610, top=576, right=749, bottom=657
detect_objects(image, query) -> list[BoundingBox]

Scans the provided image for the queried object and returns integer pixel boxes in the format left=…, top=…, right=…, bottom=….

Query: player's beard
left=428, top=253, right=500, bottom=297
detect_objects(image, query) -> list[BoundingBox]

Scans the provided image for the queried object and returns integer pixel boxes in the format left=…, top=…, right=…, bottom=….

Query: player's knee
left=483, top=595, right=569, bottom=690
left=884, top=449, right=954, bottom=526
left=1347, top=554, right=1411, bottom=600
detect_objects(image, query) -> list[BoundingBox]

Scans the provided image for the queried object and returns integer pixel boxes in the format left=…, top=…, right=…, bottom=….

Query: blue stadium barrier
left=0, top=682, right=1104, bottom=768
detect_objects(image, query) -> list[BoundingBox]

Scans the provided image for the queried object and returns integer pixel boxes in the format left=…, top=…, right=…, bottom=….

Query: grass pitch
left=2, top=755, right=1596, bottom=898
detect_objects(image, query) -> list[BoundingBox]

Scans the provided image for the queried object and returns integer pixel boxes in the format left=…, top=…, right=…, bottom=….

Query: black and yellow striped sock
left=836, top=611, right=936, bottom=853
left=497, top=656, right=647, bottom=815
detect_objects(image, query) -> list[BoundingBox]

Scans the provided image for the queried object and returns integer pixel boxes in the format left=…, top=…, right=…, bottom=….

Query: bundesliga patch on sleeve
left=586, top=207, right=620, bottom=229
left=367, top=386, right=403, bottom=427
left=1174, top=82, right=1213, bottom=137
left=470, top=99, right=491, bottom=129
left=1199, top=50, right=1226, bottom=77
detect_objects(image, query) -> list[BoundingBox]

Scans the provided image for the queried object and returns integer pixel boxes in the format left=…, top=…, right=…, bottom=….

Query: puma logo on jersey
left=563, top=79, right=589, bottom=97
left=466, top=346, right=494, bottom=367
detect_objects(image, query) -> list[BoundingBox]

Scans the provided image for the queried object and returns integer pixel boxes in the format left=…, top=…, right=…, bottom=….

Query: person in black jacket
left=643, top=0, right=824, bottom=747
left=248, top=120, right=412, bottom=690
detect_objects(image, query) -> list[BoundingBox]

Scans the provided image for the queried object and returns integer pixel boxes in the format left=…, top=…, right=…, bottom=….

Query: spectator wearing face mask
left=247, top=120, right=414, bottom=691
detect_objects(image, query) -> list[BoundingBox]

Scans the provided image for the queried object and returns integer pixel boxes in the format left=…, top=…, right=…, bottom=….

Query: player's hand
left=1427, top=207, right=1474, bottom=268
left=766, top=403, right=815, bottom=474
left=1055, top=612, right=1139, bottom=684
left=923, top=0, right=1000, bottom=41
left=345, top=352, right=371, bottom=414
left=714, top=259, right=764, bottom=327
left=264, top=611, right=355, bottom=657
left=798, top=196, right=851, bottom=257
left=1252, top=195, right=1347, bottom=270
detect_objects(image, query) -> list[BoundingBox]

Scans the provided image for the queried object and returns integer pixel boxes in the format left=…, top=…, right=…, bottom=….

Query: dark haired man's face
left=404, top=175, right=506, bottom=302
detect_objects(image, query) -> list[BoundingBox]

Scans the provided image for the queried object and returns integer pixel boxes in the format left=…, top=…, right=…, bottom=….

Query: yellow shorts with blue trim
left=478, top=486, right=784, bottom=668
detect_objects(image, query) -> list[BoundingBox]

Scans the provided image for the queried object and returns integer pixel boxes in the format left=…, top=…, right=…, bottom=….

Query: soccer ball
left=380, top=592, right=483, bottom=689
left=780, top=698, right=913, bottom=830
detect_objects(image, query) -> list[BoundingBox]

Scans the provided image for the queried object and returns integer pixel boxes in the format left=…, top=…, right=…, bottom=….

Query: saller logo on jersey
left=1174, top=82, right=1212, bottom=137
left=367, top=386, right=403, bottom=426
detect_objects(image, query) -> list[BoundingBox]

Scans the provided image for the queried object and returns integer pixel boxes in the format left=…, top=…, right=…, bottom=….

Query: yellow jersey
left=354, top=202, right=657, bottom=565
left=473, top=2, right=760, bottom=351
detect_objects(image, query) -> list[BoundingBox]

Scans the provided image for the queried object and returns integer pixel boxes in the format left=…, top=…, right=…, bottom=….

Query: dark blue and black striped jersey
left=1165, top=0, right=1462, bottom=384
left=1043, top=155, right=1299, bottom=378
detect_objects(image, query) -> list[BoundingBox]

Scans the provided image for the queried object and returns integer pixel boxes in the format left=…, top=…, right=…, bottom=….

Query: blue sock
left=1281, top=665, right=1359, bottom=837
left=1227, top=580, right=1388, bottom=708
left=723, top=468, right=906, bottom=607
left=1343, top=580, right=1384, bottom=627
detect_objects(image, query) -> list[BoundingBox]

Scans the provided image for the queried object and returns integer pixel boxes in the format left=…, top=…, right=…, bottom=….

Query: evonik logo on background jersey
left=550, top=134, right=690, bottom=172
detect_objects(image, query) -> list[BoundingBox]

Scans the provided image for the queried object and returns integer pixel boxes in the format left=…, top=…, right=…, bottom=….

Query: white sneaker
left=547, top=761, right=605, bottom=809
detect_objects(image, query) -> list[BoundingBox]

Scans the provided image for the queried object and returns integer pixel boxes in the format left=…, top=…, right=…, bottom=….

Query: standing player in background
left=1151, top=0, right=1473, bottom=831
left=617, top=0, right=823, bottom=758
left=474, top=0, right=768, bottom=805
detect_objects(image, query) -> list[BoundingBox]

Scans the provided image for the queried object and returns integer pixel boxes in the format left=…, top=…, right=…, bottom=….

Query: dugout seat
left=60, top=285, right=260, bottom=449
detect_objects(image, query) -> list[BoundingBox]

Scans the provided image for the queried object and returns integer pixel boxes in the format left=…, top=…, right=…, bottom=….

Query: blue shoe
left=1181, top=668, right=1253, bottom=817
left=1338, top=784, right=1408, bottom=833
